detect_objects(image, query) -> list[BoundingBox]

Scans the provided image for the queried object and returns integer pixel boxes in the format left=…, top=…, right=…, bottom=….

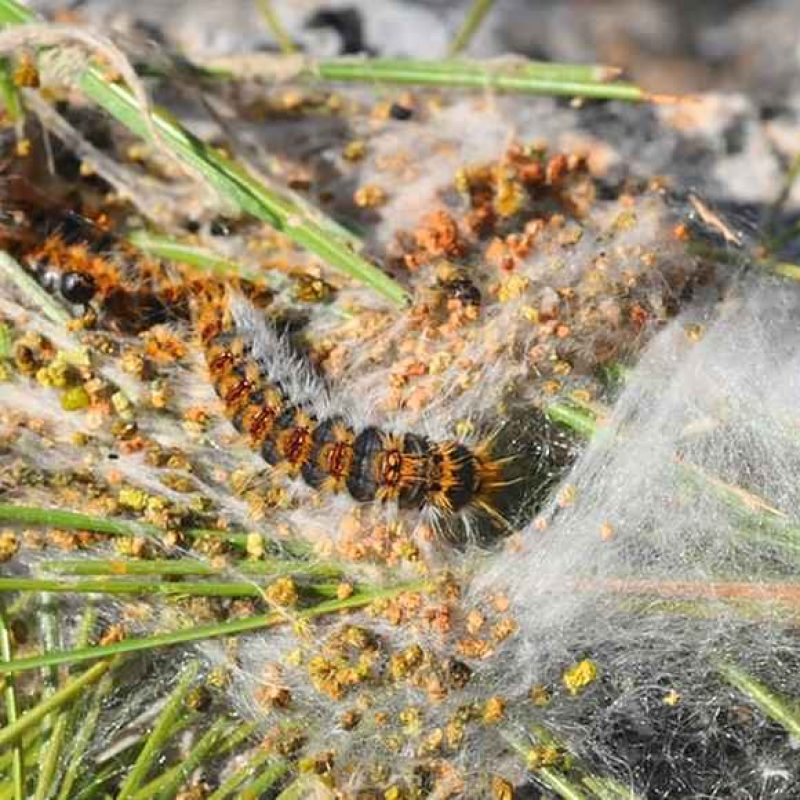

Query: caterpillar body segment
left=302, top=417, right=356, bottom=493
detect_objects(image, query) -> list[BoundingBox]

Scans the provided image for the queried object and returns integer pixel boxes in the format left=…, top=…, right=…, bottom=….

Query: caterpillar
left=196, top=295, right=505, bottom=515
left=2, top=192, right=570, bottom=539
left=195, top=292, right=569, bottom=538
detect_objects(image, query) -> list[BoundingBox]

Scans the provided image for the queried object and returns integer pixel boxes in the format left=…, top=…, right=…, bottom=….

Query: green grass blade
left=0, top=503, right=161, bottom=536
left=205, top=52, right=628, bottom=89
left=37, top=591, right=59, bottom=696
left=314, top=58, right=651, bottom=100
left=719, top=662, right=800, bottom=739
left=71, top=760, right=124, bottom=800
left=0, top=660, right=111, bottom=749
left=0, top=729, right=37, bottom=773
left=546, top=400, right=800, bottom=562
left=32, top=711, right=68, bottom=800
left=0, top=503, right=250, bottom=548
left=0, top=1, right=647, bottom=99
left=2, top=575, right=340, bottom=600
left=254, top=0, right=296, bottom=55
left=76, top=70, right=410, bottom=307
left=206, top=751, right=276, bottom=800
left=0, top=603, right=24, bottom=800
left=505, top=726, right=643, bottom=800
left=546, top=402, right=599, bottom=438
left=0, top=580, right=431, bottom=675
left=129, top=718, right=228, bottom=800
left=766, top=151, right=800, bottom=241
left=0, top=57, right=22, bottom=121
left=127, top=230, right=260, bottom=280
left=448, top=0, right=496, bottom=57
left=70, top=711, right=199, bottom=800
left=770, top=259, right=800, bottom=282
left=115, top=661, right=199, bottom=800
left=30, top=590, right=65, bottom=800
left=242, top=760, right=291, bottom=798
left=41, top=557, right=341, bottom=580
left=582, top=775, right=641, bottom=800
left=0, top=0, right=32, bottom=24
left=0, top=576, right=268, bottom=598
left=54, top=669, right=113, bottom=800
left=211, top=720, right=258, bottom=756
left=540, top=770, right=591, bottom=800
left=503, top=732, right=588, bottom=800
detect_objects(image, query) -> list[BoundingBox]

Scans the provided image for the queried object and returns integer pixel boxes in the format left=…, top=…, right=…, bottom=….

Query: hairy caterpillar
left=195, top=292, right=569, bottom=538
left=3, top=199, right=570, bottom=539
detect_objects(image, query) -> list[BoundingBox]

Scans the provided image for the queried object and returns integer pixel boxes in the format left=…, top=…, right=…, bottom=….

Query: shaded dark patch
left=306, top=6, right=370, bottom=55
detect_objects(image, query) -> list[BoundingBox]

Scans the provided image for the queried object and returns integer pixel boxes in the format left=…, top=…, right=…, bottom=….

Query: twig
left=586, top=577, right=800, bottom=608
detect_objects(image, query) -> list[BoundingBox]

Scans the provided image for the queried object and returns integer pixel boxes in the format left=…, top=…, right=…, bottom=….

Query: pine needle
left=54, top=670, right=114, bottom=800
left=128, top=717, right=229, bottom=800
left=0, top=576, right=338, bottom=598
left=448, top=0, right=497, bottom=57
left=42, top=557, right=341, bottom=580
left=0, top=502, right=251, bottom=548
left=254, top=0, right=296, bottom=55
left=719, top=662, right=800, bottom=740
left=0, top=580, right=432, bottom=675
left=115, top=660, right=200, bottom=800
left=0, top=602, right=24, bottom=800
left=206, top=752, right=282, bottom=800
left=0, top=659, right=111, bottom=749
